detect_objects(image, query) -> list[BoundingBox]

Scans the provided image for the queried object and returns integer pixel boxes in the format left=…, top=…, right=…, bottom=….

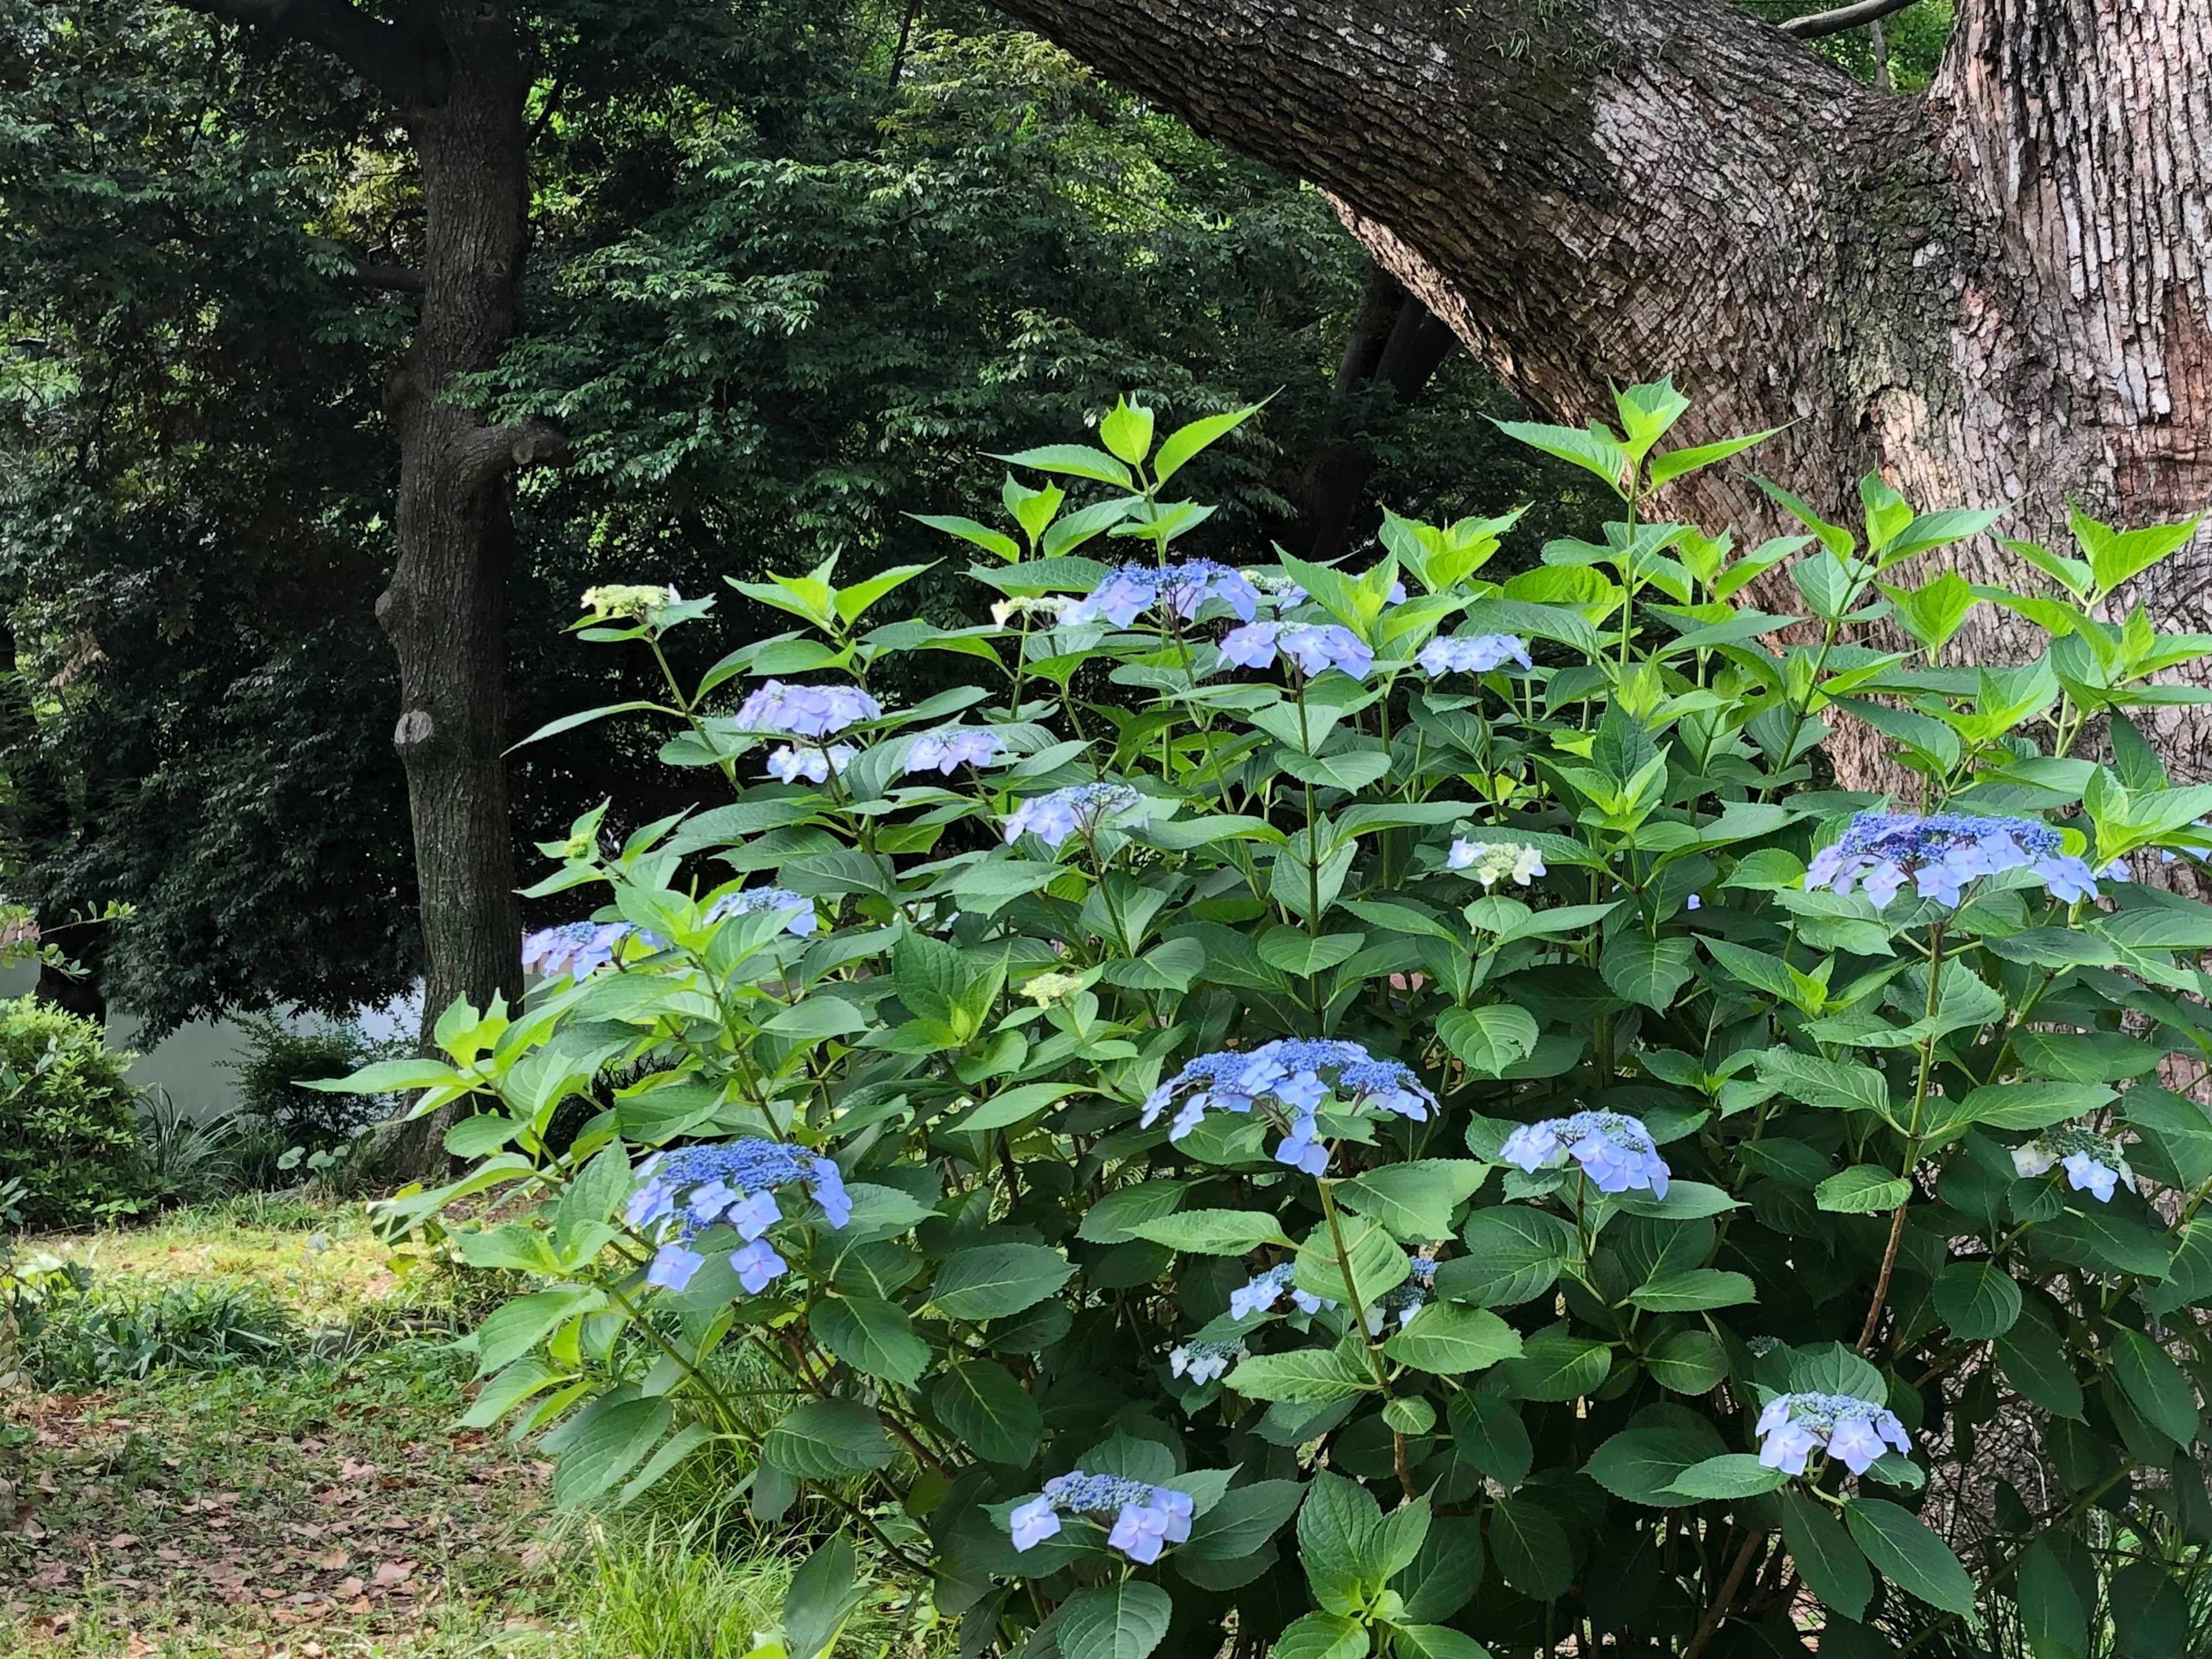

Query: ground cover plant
left=339, top=385, right=2212, bottom=1659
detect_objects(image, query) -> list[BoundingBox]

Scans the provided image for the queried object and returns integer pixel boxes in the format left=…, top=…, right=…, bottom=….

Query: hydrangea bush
left=340, top=385, right=2212, bottom=1659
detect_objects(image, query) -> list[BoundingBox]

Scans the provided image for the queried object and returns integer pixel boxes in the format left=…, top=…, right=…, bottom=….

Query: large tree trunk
left=179, top=0, right=556, bottom=1165
left=991, top=0, right=2212, bottom=782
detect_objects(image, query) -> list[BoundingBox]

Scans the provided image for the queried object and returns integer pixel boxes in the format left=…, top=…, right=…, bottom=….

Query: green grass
left=3, top=1196, right=940, bottom=1659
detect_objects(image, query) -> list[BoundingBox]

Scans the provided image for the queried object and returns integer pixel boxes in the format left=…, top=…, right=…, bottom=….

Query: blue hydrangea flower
left=733, top=680, right=882, bottom=737
left=1418, top=633, right=1533, bottom=676
left=1756, top=1391, right=1911, bottom=1476
left=1805, top=811, right=2112, bottom=908
left=905, top=727, right=1009, bottom=775
left=1002, top=782, right=1142, bottom=850
left=1067, top=561, right=1261, bottom=627
left=1219, top=620, right=1374, bottom=681
left=1009, top=1472, right=1195, bottom=1563
left=1365, top=1252, right=1439, bottom=1334
left=1228, top=1261, right=1334, bottom=1320
left=521, top=920, right=633, bottom=981
left=2012, top=1126, right=2134, bottom=1202
left=1169, top=1337, right=1248, bottom=1385
left=705, top=887, right=819, bottom=937
left=766, top=742, right=858, bottom=784
left=1501, top=1111, right=1671, bottom=1198
left=1141, top=1039, right=1435, bottom=1175
left=626, top=1141, right=851, bottom=1293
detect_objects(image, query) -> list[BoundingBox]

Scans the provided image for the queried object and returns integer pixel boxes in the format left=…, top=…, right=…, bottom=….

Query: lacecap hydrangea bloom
left=1168, top=1337, right=1248, bottom=1384
left=766, top=742, right=857, bottom=784
left=733, top=680, right=882, bottom=738
left=706, top=886, right=819, bottom=936
left=522, top=920, right=633, bottom=981
left=1805, top=810, right=2115, bottom=908
left=1142, top=1038, right=1435, bottom=1175
left=904, top=727, right=1008, bottom=775
left=1067, top=560, right=1260, bottom=627
left=1448, top=839, right=1548, bottom=887
left=1219, top=620, right=1374, bottom=680
left=581, top=583, right=679, bottom=622
left=1002, top=782, right=1142, bottom=850
left=1017, top=971, right=1085, bottom=1007
left=1229, top=1261, right=1334, bottom=1320
left=1008, top=1472, right=1196, bottom=1563
left=1756, top=1391, right=1912, bottom=1476
left=1419, top=633, right=1533, bottom=676
left=626, top=1141, right=851, bottom=1294
left=2013, top=1126, right=2134, bottom=1202
left=1501, top=1111, right=1671, bottom=1197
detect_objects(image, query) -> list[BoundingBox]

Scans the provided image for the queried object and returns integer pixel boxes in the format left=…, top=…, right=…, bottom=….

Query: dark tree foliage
left=0, top=0, right=1593, bottom=1032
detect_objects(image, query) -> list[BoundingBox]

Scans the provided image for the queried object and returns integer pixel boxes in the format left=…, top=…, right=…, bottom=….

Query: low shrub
left=225, top=1011, right=392, bottom=1149
left=0, top=995, right=146, bottom=1229
left=18, top=1275, right=300, bottom=1387
left=343, top=388, right=2212, bottom=1659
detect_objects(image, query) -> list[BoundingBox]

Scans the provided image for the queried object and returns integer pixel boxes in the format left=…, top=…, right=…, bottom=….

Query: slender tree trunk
left=991, top=0, right=2212, bottom=782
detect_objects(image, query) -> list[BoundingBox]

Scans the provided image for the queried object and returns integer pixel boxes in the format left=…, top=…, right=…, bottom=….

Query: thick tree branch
left=1778, top=0, right=1920, bottom=40
left=171, top=0, right=435, bottom=106
left=454, top=416, right=568, bottom=489
left=346, top=260, right=426, bottom=294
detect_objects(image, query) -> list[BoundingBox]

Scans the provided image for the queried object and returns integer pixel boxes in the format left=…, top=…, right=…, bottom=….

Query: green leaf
left=1488, top=1494, right=1574, bottom=1600
left=1932, top=1262, right=2022, bottom=1340
left=1227, top=1345, right=1376, bottom=1403
left=304, top=1056, right=464, bottom=1094
left=1959, top=1081, right=2115, bottom=1130
left=1650, top=428, right=1782, bottom=490
left=476, top=1287, right=603, bottom=1376
left=1584, top=1423, right=1725, bottom=1508
left=1997, top=1319, right=2086, bottom=1421
left=2108, top=1327, right=2199, bottom=1446
left=1383, top=1304, right=1523, bottom=1374
left=929, top=1362, right=1043, bottom=1467
left=811, top=1295, right=930, bottom=1387
left=1097, top=397, right=1155, bottom=465
left=1646, top=1330, right=1729, bottom=1395
left=1493, top=419, right=1630, bottom=498
left=1177, top=1479, right=1306, bottom=1562
left=1298, top=1469, right=1383, bottom=1612
left=552, top=1396, right=673, bottom=1509
left=1437, top=1005, right=1540, bottom=1076
left=929, top=1244, right=1074, bottom=1320
left=1257, top=930, right=1367, bottom=976
left=2014, top=1536, right=2086, bottom=1659
left=2110, top=1560, right=2190, bottom=1659
left=1153, top=404, right=1263, bottom=486
left=1666, top=1455, right=1789, bottom=1501
left=988, top=443, right=1134, bottom=489
left=1130, top=1209, right=1293, bottom=1256
left=1753, top=1048, right=1891, bottom=1116
left=1446, top=1393, right=1533, bottom=1491
left=1627, top=1269, right=1757, bottom=1312
left=1815, top=1165, right=1912, bottom=1214
left=1392, top=1627, right=1492, bottom=1659
left=1600, top=935, right=1698, bottom=1011
left=1843, top=1499, right=1977, bottom=1616
left=1270, top=1613, right=1367, bottom=1659
left=1494, top=1324, right=1612, bottom=1402
left=1075, top=1181, right=1191, bottom=1245
left=1055, top=1582, right=1173, bottom=1659
left=1785, top=1490, right=1872, bottom=1620
left=762, top=1399, right=897, bottom=1479
left=907, top=513, right=1020, bottom=562
left=1438, top=1206, right=1575, bottom=1307
left=960, top=1081, right=1077, bottom=1133
left=1339, top=1160, right=1490, bottom=1241
left=782, top=1534, right=863, bottom=1659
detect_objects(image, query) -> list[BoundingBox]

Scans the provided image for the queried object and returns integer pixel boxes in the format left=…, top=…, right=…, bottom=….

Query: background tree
left=982, top=0, right=2212, bottom=786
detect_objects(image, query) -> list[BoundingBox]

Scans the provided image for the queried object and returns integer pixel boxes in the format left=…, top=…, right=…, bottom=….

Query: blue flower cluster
left=766, top=741, right=857, bottom=784
left=1805, top=811, right=2114, bottom=908
left=1228, top=1261, right=1334, bottom=1320
left=1141, top=1039, right=1435, bottom=1174
left=626, top=1141, right=852, bottom=1295
left=1066, top=561, right=1260, bottom=628
left=1009, top=1472, right=1195, bottom=1562
left=1501, top=1111, right=1671, bottom=1197
left=1756, top=1392, right=1911, bottom=1476
left=1002, top=782, right=1141, bottom=850
left=1219, top=620, right=1374, bottom=681
left=1168, top=1337, right=1248, bottom=1384
left=733, top=680, right=882, bottom=737
left=521, top=921, right=633, bottom=982
left=905, top=727, right=1008, bottom=774
left=706, top=887, right=820, bottom=936
left=2012, top=1126, right=2134, bottom=1202
left=1418, top=633, right=1533, bottom=676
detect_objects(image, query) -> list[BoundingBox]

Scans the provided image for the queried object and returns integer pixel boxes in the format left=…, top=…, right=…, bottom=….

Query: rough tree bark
left=177, top=0, right=556, bottom=1156
left=990, top=0, right=2212, bottom=783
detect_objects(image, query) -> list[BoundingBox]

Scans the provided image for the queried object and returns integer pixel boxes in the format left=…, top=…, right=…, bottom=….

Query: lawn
left=1, top=1196, right=852, bottom=1659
